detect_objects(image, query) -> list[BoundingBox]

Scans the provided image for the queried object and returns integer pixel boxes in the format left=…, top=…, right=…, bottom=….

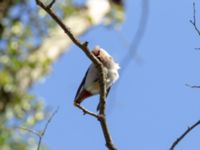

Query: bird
left=74, top=46, right=120, bottom=111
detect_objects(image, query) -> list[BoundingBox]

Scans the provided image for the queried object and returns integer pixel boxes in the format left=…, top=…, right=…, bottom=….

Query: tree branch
left=47, top=0, right=55, bottom=9
left=169, top=2, right=200, bottom=150
left=35, top=0, right=117, bottom=149
left=18, top=127, right=41, bottom=137
left=170, top=120, right=200, bottom=150
left=18, top=107, right=59, bottom=150
left=17, top=0, right=110, bottom=92
left=75, top=103, right=99, bottom=118
left=185, top=83, right=200, bottom=88
left=121, top=0, right=149, bottom=67
left=190, top=2, right=200, bottom=36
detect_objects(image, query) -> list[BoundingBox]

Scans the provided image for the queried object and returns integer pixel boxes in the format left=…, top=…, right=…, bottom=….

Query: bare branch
left=170, top=120, right=200, bottom=150
left=185, top=83, right=200, bottom=88
left=74, top=103, right=99, bottom=118
left=17, top=1, right=110, bottom=92
left=98, top=115, right=117, bottom=150
left=41, top=107, right=59, bottom=136
left=112, top=0, right=149, bottom=114
left=19, top=107, right=59, bottom=150
left=47, top=0, right=55, bottom=9
left=169, top=2, right=200, bottom=150
left=121, top=0, right=149, bottom=67
left=37, top=107, right=59, bottom=150
left=35, top=0, right=117, bottom=149
left=35, top=0, right=101, bottom=66
left=190, top=2, right=200, bottom=36
left=18, top=127, right=41, bottom=137
left=190, top=85, right=200, bottom=88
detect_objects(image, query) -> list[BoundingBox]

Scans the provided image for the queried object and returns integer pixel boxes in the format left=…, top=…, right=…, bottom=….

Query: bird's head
left=92, top=46, right=120, bottom=85
left=92, top=46, right=119, bottom=70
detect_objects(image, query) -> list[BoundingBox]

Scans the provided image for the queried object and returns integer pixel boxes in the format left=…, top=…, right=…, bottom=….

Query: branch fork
left=190, top=2, right=200, bottom=36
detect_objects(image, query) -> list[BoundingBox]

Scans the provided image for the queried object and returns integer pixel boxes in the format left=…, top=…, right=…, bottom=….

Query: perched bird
left=74, top=46, right=120, bottom=110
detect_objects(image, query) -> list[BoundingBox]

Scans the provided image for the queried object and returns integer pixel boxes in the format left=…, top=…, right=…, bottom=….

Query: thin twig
left=47, top=0, right=55, bottom=9
left=75, top=103, right=99, bottom=118
left=18, top=127, right=41, bottom=137
left=190, top=85, right=200, bottom=88
left=185, top=83, right=200, bottom=88
left=35, top=1, right=117, bottom=149
left=121, top=0, right=149, bottom=67
left=190, top=2, right=200, bottom=36
left=19, top=107, right=59, bottom=150
left=112, top=0, right=149, bottom=114
left=170, top=2, right=200, bottom=150
left=170, top=120, right=200, bottom=150
left=41, top=107, right=59, bottom=136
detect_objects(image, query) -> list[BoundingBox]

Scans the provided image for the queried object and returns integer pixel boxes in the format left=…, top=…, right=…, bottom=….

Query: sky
left=32, top=0, right=200, bottom=150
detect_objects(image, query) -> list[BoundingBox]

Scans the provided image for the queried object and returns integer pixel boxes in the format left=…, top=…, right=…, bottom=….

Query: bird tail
left=96, top=102, right=100, bottom=111
left=74, top=89, right=91, bottom=106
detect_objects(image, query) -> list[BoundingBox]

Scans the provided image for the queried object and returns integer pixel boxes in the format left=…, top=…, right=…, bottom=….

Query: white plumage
left=74, top=46, right=120, bottom=110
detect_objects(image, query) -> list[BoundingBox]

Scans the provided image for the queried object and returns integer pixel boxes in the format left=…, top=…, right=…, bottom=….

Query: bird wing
left=106, top=87, right=111, bottom=97
left=74, top=68, right=89, bottom=100
left=96, top=86, right=111, bottom=111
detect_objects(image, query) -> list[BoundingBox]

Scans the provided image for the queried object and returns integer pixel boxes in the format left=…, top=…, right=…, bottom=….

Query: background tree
left=0, top=0, right=124, bottom=149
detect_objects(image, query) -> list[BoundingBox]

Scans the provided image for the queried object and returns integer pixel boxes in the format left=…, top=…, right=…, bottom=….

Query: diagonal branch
left=121, top=0, right=149, bottom=67
left=18, top=0, right=110, bottom=92
left=190, top=2, right=200, bottom=36
left=169, top=120, right=200, bottom=150
left=185, top=83, right=200, bottom=88
left=37, top=107, right=59, bottom=150
left=18, top=107, right=59, bottom=150
left=18, top=127, right=41, bottom=137
left=35, top=0, right=117, bottom=150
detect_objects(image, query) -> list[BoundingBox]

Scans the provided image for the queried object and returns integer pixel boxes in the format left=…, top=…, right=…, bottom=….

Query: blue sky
left=32, top=0, right=200, bottom=149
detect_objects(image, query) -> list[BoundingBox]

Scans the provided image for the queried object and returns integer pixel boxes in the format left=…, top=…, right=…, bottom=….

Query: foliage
left=104, top=2, right=125, bottom=28
left=0, top=0, right=75, bottom=149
